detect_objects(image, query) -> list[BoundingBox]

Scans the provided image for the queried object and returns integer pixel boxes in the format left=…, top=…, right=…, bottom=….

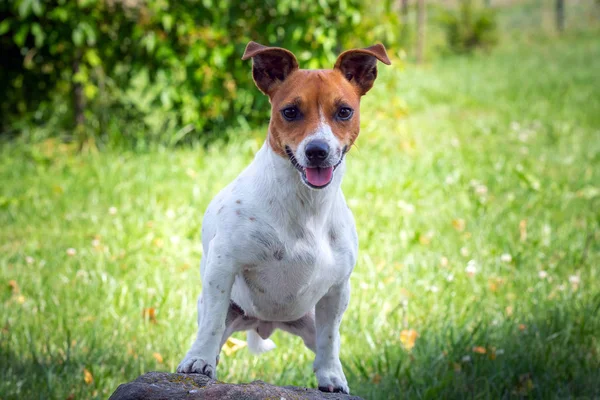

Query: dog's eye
left=337, top=107, right=353, bottom=121
left=281, top=107, right=300, bottom=121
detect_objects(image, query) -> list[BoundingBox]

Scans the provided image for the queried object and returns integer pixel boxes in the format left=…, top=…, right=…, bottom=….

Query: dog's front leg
left=177, top=245, right=236, bottom=379
left=314, top=280, right=350, bottom=394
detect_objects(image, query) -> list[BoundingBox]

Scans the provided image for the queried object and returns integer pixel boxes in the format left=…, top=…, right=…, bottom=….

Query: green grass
left=2, top=31, right=599, bottom=400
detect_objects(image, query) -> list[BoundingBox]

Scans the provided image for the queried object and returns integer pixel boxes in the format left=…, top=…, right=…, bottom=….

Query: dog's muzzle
left=285, top=145, right=347, bottom=189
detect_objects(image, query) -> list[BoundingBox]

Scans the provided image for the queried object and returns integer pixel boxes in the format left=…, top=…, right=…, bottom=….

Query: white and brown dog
left=177, top=41, right=390, bottom=394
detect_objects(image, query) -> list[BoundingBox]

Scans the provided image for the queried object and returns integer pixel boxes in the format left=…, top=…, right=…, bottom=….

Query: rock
left=109, top=371, right=363, bottom=400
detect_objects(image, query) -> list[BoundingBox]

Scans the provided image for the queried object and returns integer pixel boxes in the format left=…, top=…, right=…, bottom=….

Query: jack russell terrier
left=177, top=41, right=390, bottom=394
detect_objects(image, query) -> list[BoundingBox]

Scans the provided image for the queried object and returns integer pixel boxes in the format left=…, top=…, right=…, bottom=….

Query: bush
left=0, top=0, right=399, bottom=147
left=440, top=0, right=498, bottom=55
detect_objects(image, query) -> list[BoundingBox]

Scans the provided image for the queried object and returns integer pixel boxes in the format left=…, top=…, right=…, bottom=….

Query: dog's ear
left=242, top=41, right=299, bottom=96
left=334, top=44, right=391, bottom=95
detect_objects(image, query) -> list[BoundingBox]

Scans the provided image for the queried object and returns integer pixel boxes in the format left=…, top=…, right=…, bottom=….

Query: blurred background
left=0, top=0, right=596, bottom=147
left=1, top=1, right=599, bottom=399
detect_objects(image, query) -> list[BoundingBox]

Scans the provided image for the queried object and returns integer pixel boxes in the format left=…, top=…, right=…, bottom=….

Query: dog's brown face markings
left=267, top=69, right=361, bottom=156
left=242, top=42, right=391, bottom=157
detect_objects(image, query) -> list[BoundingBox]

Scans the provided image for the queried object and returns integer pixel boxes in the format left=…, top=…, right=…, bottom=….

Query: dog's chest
left=233, top=221, right=351, bottom=321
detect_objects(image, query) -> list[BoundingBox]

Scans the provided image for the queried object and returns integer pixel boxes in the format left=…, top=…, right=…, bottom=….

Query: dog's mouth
left=285, top=146, right=347, bottom=189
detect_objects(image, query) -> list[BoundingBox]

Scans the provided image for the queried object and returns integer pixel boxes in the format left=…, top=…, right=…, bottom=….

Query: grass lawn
left=1, top=30, right=599, bottom=399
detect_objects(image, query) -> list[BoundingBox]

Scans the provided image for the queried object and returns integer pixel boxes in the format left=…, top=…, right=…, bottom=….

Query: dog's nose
left=305, top=140, right=330, bottom=163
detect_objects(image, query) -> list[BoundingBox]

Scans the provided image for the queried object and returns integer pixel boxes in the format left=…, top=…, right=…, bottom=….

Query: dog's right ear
left=242, top=41, right=299, bottom=96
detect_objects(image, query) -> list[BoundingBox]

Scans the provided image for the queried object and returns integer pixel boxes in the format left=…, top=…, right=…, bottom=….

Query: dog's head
left=242, top=42, right=391, bottom=189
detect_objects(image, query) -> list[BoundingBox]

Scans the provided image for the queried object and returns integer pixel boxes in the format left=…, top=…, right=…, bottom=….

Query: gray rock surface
left=109, top=371, right=363, bottom=400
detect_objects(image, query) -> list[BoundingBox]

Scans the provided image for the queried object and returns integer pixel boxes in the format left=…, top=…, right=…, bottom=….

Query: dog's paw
left=176, top=356, right=216, bottom=378
left=316, top=365, right=349, bottom=394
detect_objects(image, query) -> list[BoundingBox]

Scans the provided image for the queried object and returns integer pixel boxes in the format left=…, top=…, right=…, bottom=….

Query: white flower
left=166, top=209, right=176, bottom=219
left=470, top=180, right=488, bottom=195
left=396, top=200, right=415, bottom=214
left=399, top=230, right=409, bottom=242
left=465, top=260, right=478, bottom=276
left=475, top=184, right=488, bottom=195
left=542, top=224, right=551, bottom=246
left=538, top=270, right=548, bottom=279
left=109, top=206, right=118, bottom=215
left=462, top=355, right=471, bottom=362
left=569, top=275, right=580, bottom=285
left=460, top=247, right=469, bottom=257
left=25, top=256, right=35, bottom=264
left=500, top=253, right=512, bottom=263
left=429, top=285, right=439, bottom=293
left=447, top=274, right=454, bottom=282
left=66, top=248, right=77, bottom=256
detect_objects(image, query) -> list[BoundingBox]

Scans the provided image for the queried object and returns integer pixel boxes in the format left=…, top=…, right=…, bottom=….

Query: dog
left=177, top=41, right=390, bottom=394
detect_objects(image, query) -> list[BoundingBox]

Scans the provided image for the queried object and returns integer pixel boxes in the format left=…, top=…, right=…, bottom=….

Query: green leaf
left=162, top=15, right=173, bottom=33
left=0, top=196, right=18, bottom=209
left=514, top=168, right=541, bottom=191
left=84, top=83, right=98, bottom=99
left=14, top=24, right=29, bottom=47
left=31, top=23, right=45, bottom=47
left=31, top=0, right=43, bottom=16
left=0, top=19, right=11, bottom=36
left=72, top=27, right=84, bottom=47
left=73, top=68, right=89, bottom=84
left=81, top=22, right=97, bottom=46
left=85, top=49, right=101, bottom=67
left=18, top=0, right=33, bottom=18
left=49, top=7, right=68, bottom=22
left=144, top=32, right=156, bottom=53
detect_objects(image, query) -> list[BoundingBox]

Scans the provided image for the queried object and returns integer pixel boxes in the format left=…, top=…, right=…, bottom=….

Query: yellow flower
left=400, top=329, right=419, bottom=351
left=152, top=352, right=163, bottom=363
left=142, top=307, right=157, bottom=323
left=222, top=337, right=247, bottom=356
left=8, top=280, right=19, bottom=294
left=452, top=219, right=466, bottom=232
left=83, top=368, right=93, bottom=385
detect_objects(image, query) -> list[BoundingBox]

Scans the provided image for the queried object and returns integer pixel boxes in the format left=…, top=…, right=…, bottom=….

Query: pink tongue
left=305, top=167, right=333, bottom=187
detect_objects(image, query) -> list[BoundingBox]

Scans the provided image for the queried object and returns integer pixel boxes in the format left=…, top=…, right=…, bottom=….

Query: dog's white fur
left=177, top=121, right=357, bottom=393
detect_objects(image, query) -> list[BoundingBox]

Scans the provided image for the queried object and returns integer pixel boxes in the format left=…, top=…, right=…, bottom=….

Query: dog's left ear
left=334, top=44, right=391, bottom=95
left=242, top=41, right=299, bottom=96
